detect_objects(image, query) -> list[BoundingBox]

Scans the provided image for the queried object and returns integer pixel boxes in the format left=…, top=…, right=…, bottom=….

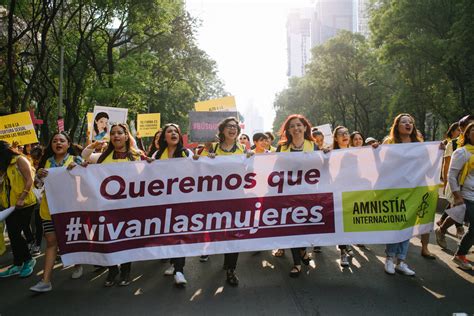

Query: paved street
left=0, top=214, right=473, bottom=315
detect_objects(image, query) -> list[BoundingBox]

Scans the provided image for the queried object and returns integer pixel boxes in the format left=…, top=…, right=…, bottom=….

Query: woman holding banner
left=154, top=123, right=193, bottom=286
left=197, top=117, right=248, bottom=286
left=0, top=141, right=37, bottom=278
left=331, top=126, right=355, bottom=267
left=95, top=123, right=150, bottom=287
left=29, top=132, right=85, bottom=292
left=382, top=114, right=422, bottom=276
left=275, top=114, right=317, bottom=277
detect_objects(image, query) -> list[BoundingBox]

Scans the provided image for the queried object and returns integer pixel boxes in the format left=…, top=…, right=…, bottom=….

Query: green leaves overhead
left=274, top=0, right=472, bottom=141
left=0, top=0, right=226, bottom=142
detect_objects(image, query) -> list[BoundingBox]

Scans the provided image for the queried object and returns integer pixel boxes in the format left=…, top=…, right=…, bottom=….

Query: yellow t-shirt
left=39, top=155, right=76, bottom=220
left=201, top=143, right=246, bottom=156
left=1, top=156, right=36, bottom=208
left=277, top=139, right=316, bottom=153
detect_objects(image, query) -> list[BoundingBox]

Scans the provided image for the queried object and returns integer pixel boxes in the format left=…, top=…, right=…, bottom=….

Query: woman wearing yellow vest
left=274, top=114, right=317, bottom=277
left=0, top=141, right=37, bottom=278
left=96, top=123, right=148, bottom=287
left=29, top=132, right=84, bottom=292
left=198, top=117, right=249, bottom=286
left=155, top=123, right=194, bottom=286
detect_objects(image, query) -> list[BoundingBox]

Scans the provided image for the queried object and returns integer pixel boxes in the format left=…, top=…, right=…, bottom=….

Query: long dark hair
left=349, top=131, right=364, bottom=147
left=332, top=126, right=349, bottom=149
left=388, top=113, right=422, bottom=143
left=277, top=114, right=314, bottom=146
left=97, top=123, right=139, bottom=163
left=93, top=112, right=109, bottom=134
left=147, top=129, right=162, bottom=157
left=0, top=141, right=20, bottom=172
left=154, top=124, right=189, bottom=159
left=38, top=132, right=76, bottom=169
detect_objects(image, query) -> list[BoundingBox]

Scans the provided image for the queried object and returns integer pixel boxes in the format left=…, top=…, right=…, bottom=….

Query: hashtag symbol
left=65, top=217, right=82, bottom=242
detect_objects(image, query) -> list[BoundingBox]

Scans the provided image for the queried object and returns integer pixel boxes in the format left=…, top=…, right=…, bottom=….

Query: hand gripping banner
left=44, top=142, right=442, bottom=265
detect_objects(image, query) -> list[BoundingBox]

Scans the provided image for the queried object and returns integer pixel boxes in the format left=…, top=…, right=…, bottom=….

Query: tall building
left=355, top=0, right=371, bottom=37
left=286, top=1, right=370, bottom=78
left=313, top=0, right=354, bottom=46
left=286, top=8, right=315, bottom=77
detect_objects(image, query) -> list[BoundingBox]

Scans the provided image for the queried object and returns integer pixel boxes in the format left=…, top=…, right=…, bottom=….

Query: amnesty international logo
left=342, top=186, right=439, bottom=232
left=416, top=192, right=430, bottom=218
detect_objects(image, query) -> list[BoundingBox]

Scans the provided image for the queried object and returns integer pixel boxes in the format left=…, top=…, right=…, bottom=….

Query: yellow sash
left=459, top=144, right=474, bottom=186
left=158, top=147, right=188, bottom=160
left=1, top=156, right=36, bottom=208
left=279, top=139, right=315, bottom=153
left=101, top=151, right=139, bottom=164
left=201, top=143, right=245, bottom=156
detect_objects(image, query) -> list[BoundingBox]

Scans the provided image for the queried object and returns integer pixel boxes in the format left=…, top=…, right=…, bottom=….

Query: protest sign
left=44, top=143, right=442, bottom=266
left=189, top=111, right=239, bottom=142
left=87, top=113, right=93, bottom=138
left=0, top=112, right=38, bottom=145
left=195, top=96, right=236, bottom=112
left=91, top=106, right=128, bottom=141
left=137, top=113, right=161, bottom=137
left=314, top=123, right=333, bottom=146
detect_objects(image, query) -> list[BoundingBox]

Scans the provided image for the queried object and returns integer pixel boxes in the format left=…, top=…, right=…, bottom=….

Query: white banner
left=45, top=143, right=442, bottom=265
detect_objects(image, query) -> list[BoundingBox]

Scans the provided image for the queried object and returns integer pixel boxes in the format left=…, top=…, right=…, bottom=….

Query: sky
left=185, top=0, right=315, bottom=133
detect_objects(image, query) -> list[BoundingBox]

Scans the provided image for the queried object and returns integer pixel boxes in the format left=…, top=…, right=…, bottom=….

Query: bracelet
left=22, top=189, right=29, bottom=193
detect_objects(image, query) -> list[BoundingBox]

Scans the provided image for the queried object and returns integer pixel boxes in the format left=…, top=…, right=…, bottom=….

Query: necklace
left=291, top=140, right=304, bottom=150
left=219, top=143, right=236, bottom=152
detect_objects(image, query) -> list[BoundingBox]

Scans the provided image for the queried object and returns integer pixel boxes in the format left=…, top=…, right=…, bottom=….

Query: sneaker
left=30, top=245, right=41, bottom=256
left=435, top=228, right=448, bottom=249
left=104, top=271, right=117, bottom=287
left=452, top=255, right=473, bottom=270
left=395, top=262, right=415, bottom=276
left=340, top=252, right=350, bottom=267
left=164, top=265, right=175, bottom=276
left=28, top=241, right=35, bottom=251
left=118, top=273, right=131, bottom=286
left=0, top=265, right=22, bottom=278
left=30, top=280, right=52, bottom=293
left=384, top=257, right=395, bottom=275
left=174, top=272, right=187, bottom=286
left=199, top=255, right=209, bottom=262
left=19, top=259, right=36, bottom=278
left=71, top=265, right=83, bottom=279
left=456, top=226, right=465, bottom=239
left=226, top=269, right=239, bottom=286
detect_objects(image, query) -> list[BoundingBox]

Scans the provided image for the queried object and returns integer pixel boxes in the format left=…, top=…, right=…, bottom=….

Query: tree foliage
left=0, top=0, right=227, bottom=143
left=274, top=0, right=472, bottom=140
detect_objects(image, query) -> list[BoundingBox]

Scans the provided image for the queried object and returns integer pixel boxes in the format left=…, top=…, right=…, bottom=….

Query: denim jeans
left=385, top=239, right=410, bottom=261
left=456, top=199, right=473, bottom=256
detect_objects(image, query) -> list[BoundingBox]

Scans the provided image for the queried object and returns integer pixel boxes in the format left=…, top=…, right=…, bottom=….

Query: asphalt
left=0, top=214, right=473, bottom=316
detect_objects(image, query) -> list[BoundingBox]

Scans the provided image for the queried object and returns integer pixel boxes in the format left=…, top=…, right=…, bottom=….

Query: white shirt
left=448, top=147, right=474, bottom=201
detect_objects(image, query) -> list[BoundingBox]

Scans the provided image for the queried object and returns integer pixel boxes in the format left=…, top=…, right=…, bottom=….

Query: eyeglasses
left=239, top=137, right=248, bottom=140
left=336, top=131, right=350, bottom=136
left=225, top=124, right=238, bottom=130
